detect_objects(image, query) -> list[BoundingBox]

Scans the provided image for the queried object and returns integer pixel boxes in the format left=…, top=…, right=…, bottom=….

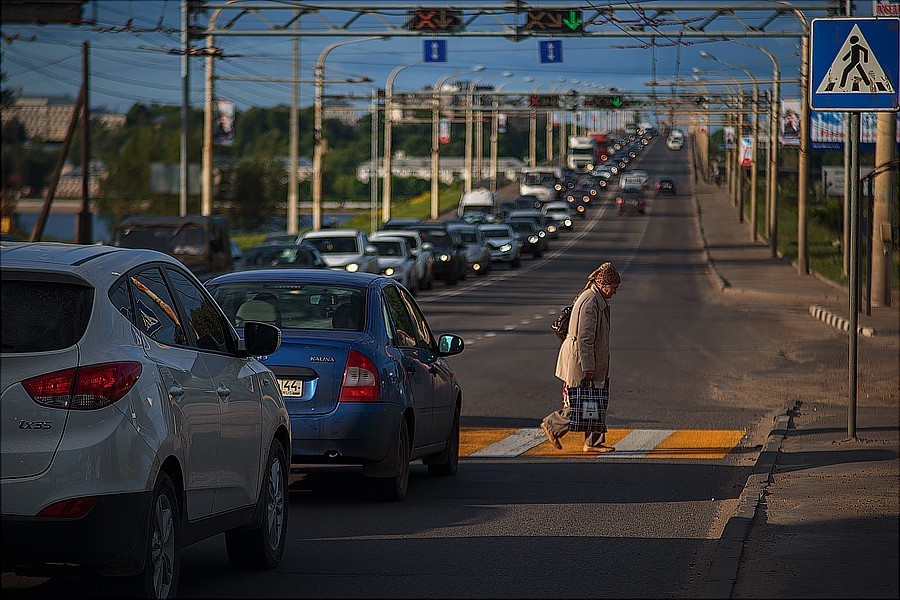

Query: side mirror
left=365, top=245, right=378, bottom=256
left=243, top=321, right=282, bottom=356
left=437, top=334, right=465, bottom=357
left=421, top=242, right=434, bottom=252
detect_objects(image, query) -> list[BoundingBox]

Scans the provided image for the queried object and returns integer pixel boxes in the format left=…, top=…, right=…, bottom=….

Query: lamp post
left=382, top=61, right=421, bottom=223
left=432, top=66, right=485, bottom=219
left=313, top=37, right=380, bottom=231
left=467, top=72, right=511, bottom=192
left=694, top=68, right=742, bottom=204
left=490, top=76, right=533, bottom=190
left=701, top=52, right=760, bottom=228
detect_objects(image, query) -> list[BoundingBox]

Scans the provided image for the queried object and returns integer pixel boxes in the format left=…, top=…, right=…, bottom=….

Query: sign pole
left=848, top=111, right=860, bottom=441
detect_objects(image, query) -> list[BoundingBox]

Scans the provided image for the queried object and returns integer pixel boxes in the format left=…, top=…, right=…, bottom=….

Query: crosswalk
left=460, top=428, right=745, bottom=459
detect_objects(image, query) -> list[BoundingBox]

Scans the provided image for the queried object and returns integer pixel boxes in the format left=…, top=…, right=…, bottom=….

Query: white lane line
left=504, top=325, right=516, bottom=331
left=520, top=319, right=530, bottom=325
left=604, top=429, right=675, bottom=459
left=465, top=339, right=476, bottom=345
left=547, top=310, right=558, bottom=315
left=533, top=314, right=544, bottom=320
left=484, top=332, right=497, bottom=338
left=470, top=428, right=547, bottom=457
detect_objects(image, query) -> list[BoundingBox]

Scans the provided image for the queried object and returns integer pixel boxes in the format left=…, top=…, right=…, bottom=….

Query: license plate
left=277, top=379, right=304, bottom=397
left=625, top=200, right=640, bottom=205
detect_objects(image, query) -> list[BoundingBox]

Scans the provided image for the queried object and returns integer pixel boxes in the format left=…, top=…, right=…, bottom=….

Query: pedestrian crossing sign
left=810, top=17, right=900, bottom=111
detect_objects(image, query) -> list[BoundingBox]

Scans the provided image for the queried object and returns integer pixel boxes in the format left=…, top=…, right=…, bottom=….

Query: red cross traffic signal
left=406, top=10, right=463, bottom=32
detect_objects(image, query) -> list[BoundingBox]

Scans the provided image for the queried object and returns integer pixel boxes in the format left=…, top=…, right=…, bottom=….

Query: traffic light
left=405, top=9, right=463, bottom=32
left=529, top=95, right=560, bottom=107
left=525, top=9, right=584, bottom=34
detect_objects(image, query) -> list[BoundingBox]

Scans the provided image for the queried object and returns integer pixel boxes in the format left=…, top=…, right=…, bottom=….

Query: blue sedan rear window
left=208, top=283, right=365, bottom=331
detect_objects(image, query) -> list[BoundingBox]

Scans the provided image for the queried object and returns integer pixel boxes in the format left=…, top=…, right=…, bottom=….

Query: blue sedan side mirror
left=437, top=334, right=465, bottom=357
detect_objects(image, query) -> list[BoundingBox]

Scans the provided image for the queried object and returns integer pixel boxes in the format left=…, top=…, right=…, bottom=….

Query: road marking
left=520, top=319, right=530, bottom=325
left=460, top=427, right=743, bottom=460
left=504, top=325, right=516, bottom=331
left=603, top=429, right=676, bottom=459
left=484, top=332, right=496, bottom=338
left=469, top=428, right=548, bottom=457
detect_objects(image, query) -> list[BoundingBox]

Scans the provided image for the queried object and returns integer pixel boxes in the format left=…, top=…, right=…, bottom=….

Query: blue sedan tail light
left=339, top=350, right=380, bottom=402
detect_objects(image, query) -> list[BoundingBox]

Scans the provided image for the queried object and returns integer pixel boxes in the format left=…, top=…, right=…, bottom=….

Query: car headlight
left=538, top=231, right=546, bottom=238
left=554, top=184, right=562, bottom=191
left=499, top=243, right=512, bottom=252
left=345, top=263, right=359, bottom=272
left=586, top=163, right=594, bottom=171
left=439, top=253, right=451, bottom=262
left=564, top=219, right=572, bottom=226
left=590, top=189, right=597, bottom=196
left=577, top=205, right=585, bottom=212
left=383, top=267, right=395, bottom=276
left=527, top=235, right=539, bottom=244
left=547, top=225, right=557, bottom=233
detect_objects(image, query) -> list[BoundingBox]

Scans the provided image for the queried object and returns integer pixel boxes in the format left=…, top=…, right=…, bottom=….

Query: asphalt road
left=4, top=137, right=804, bottom=598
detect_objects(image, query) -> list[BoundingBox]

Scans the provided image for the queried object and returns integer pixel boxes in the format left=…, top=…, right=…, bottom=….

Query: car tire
left=477, top=262, right=488, bottom=276
left=427, top=405, right=459, bottom=477
left=511, top=256, right=520, bottom=269
left=532, top=249, right=542, bottom=259
left=225, top=439, right=288, bottom=570
left=444, top=269, right=458, bottom=286
left=104, top=472, right=181, bottom=599
left=373, top=418, right=410, bottom=501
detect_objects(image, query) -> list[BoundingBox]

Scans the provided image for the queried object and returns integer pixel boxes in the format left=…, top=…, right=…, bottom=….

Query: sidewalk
left=692, top=170, right=899, bottom=598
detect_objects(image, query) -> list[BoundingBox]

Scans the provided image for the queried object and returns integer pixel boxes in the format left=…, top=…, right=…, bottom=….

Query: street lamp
left=467, top=71, right=511, bottom=192
left=695, top=64, right=744, bottom=207
left=313, top=37, right=380, bottom=231
left=432, top=66, right=485, bottom=219
left=382, top=60, right=421, bottom=223
left=720, top=41, right=783, bottom=257
left=701, top=51, right=760, bottom=229
left=490, top=76, right=534, bottom=190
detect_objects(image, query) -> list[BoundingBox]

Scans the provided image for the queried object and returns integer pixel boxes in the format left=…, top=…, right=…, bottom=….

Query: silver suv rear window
left=1, top=280, right=93, bottom=353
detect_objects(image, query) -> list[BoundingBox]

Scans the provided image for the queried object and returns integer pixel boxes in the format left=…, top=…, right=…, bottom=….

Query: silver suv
left=1, top=242, right=290, bottom=598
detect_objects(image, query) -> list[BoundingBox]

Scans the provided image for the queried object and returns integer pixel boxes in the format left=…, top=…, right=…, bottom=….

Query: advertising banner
left=740, top=136, right=754, bottom=166
left=811, top=112, right=900, bottom=150
left=723, top=126, right=736, bottom=150
left=780, top=98, right=801, bottom=146
left=439, top=119, right=450, bottom=144
left=213, top=99, right=235, bottom=147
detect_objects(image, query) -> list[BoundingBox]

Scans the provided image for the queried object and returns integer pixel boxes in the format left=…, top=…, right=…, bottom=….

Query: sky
left=0, top=1, right=879, bottom=120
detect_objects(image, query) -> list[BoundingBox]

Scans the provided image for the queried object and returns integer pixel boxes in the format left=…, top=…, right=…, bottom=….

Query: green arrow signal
left=562, top=10, right=582, bottom=31
left=611, top=96, right=623, bottom=108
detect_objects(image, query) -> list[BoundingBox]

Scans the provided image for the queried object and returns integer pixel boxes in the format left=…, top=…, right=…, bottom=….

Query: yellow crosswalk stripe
left=460, top=428, right=744, bottom=459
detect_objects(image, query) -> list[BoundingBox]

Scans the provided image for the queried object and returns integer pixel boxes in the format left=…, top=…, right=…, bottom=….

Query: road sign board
left=423, top=39, right=447, bottom=63
left=525, top=9, right=584, bottom=34
left=406, top=9, right=462, bottom=32
left=539, top=40, right=562, bottom=63
left=810, top=17, right=900, bottom=111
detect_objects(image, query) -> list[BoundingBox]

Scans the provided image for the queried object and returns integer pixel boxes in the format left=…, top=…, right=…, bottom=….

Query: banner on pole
left=439, top=119, right=450, bottom=144
left=811, top=111, right=900, bottom=150
left=779, top=98, right=801, bottom=146
left=740, top=136, right=754, bottom=166
left=213, top=99, right=235, bottom=147
left=723, top=126, right=736, bottom=150
left=498, top=113, right=507, bottom=134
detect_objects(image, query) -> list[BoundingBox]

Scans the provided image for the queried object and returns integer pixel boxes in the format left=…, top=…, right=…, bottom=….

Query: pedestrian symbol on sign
left=815, top=24, right=894, bottom=94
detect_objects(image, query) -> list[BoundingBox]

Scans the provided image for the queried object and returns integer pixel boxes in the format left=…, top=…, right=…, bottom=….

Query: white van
left=520, top=167, right=561, bottom=204
left=457, top=188, right=498, bottom=219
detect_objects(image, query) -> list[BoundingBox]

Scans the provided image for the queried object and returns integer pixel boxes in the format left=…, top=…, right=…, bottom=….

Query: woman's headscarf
left=588, top=262, right=621, bottom=286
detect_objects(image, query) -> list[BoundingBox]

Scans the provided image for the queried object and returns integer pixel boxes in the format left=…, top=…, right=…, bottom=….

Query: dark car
left=407, top=224, right=467, bottom=285
left=238, top=242, right=328, bottom=271
left=205, top=269, right=466, bottom=501
left=616, top=190, right=646, bottom=215
left=513, top=195, right=542, bottom=210
left=506, top=219, right=545, bottom=259
left=655, top=178, right=677, bottom=195
left=382, top=218, right=425, bottom=230
left=111, top=215, right=233, bottom=279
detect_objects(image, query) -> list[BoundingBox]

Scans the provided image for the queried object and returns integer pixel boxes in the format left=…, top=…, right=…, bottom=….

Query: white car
left=478, top=223, right=520, bottom=268
left=371, top=229, right=435, bottom=291
left=369, top=236, right=419, bottom=294
left=1, top=242, right=290, bottom=598
left=542, top=201, right=575, bottom=231
left=299, top=229, right=379, bottom=274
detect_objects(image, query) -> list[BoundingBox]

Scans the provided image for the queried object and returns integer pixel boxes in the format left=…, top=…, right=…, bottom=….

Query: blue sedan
left=205, top=269, right=465, bottom=501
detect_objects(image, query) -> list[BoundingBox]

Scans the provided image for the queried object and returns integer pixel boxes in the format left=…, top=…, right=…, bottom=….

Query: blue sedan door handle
left=217, top=385, right=231, bottom=400
left=168, top=384, right=185, bottom=398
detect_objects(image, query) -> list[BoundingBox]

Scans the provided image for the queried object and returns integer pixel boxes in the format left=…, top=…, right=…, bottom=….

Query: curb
left=689, top=150, right=730, bottom=293
left=699, top=400, right=800, bottom=599
left=809, top=304, right=877, bottom=337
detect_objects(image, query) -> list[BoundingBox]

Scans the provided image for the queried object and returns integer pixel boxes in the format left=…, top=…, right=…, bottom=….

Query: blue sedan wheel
left=373, top=418, right=410, bottom=501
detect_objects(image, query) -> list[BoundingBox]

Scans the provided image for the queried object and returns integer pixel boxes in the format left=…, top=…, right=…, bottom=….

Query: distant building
left=2, top=95, right=125, bottom=142
left=357, top=153, right=524, bottom=184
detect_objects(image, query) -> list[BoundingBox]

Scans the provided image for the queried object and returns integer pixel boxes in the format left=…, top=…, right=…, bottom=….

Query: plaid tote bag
left=566, top=383, right=609, bottom=433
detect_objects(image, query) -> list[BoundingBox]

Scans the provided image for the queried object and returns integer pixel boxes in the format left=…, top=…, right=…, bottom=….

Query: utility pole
left=180, top=0, right=189, bottom=218
left=848, top=112, right=860, bottom=440
left=76, top=42, right=91, bottom=244
left=202, top=30, right=214, bottom=216
left=287, top=13, right=300, bottom=235
left=872, top=113, right=896, bottom=306
left=797, top=34, right=810, bottom=275
left=370, top=88, right=379, bottom=233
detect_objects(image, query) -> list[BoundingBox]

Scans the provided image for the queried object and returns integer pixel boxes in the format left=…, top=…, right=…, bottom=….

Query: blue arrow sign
left=810, top=17, right=900, bottom=111
left=423, top=39, right=447, bottom=63
left=539, top=40, right=563, bottom=64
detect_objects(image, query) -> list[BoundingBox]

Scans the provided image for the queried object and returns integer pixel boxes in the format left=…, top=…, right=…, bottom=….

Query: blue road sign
left=539, top=40, right=563, bottom=64
left=810, top=17, right=900, bottom=111
left=423, top=39, right=447, bottom=63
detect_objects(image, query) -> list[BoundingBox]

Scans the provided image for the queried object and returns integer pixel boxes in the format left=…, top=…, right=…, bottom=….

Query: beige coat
left=555, top=285, right=610, bottom=387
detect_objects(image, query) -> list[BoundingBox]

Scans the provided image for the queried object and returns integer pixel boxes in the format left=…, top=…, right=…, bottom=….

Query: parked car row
left=1, top=237, right=467, bottom=598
